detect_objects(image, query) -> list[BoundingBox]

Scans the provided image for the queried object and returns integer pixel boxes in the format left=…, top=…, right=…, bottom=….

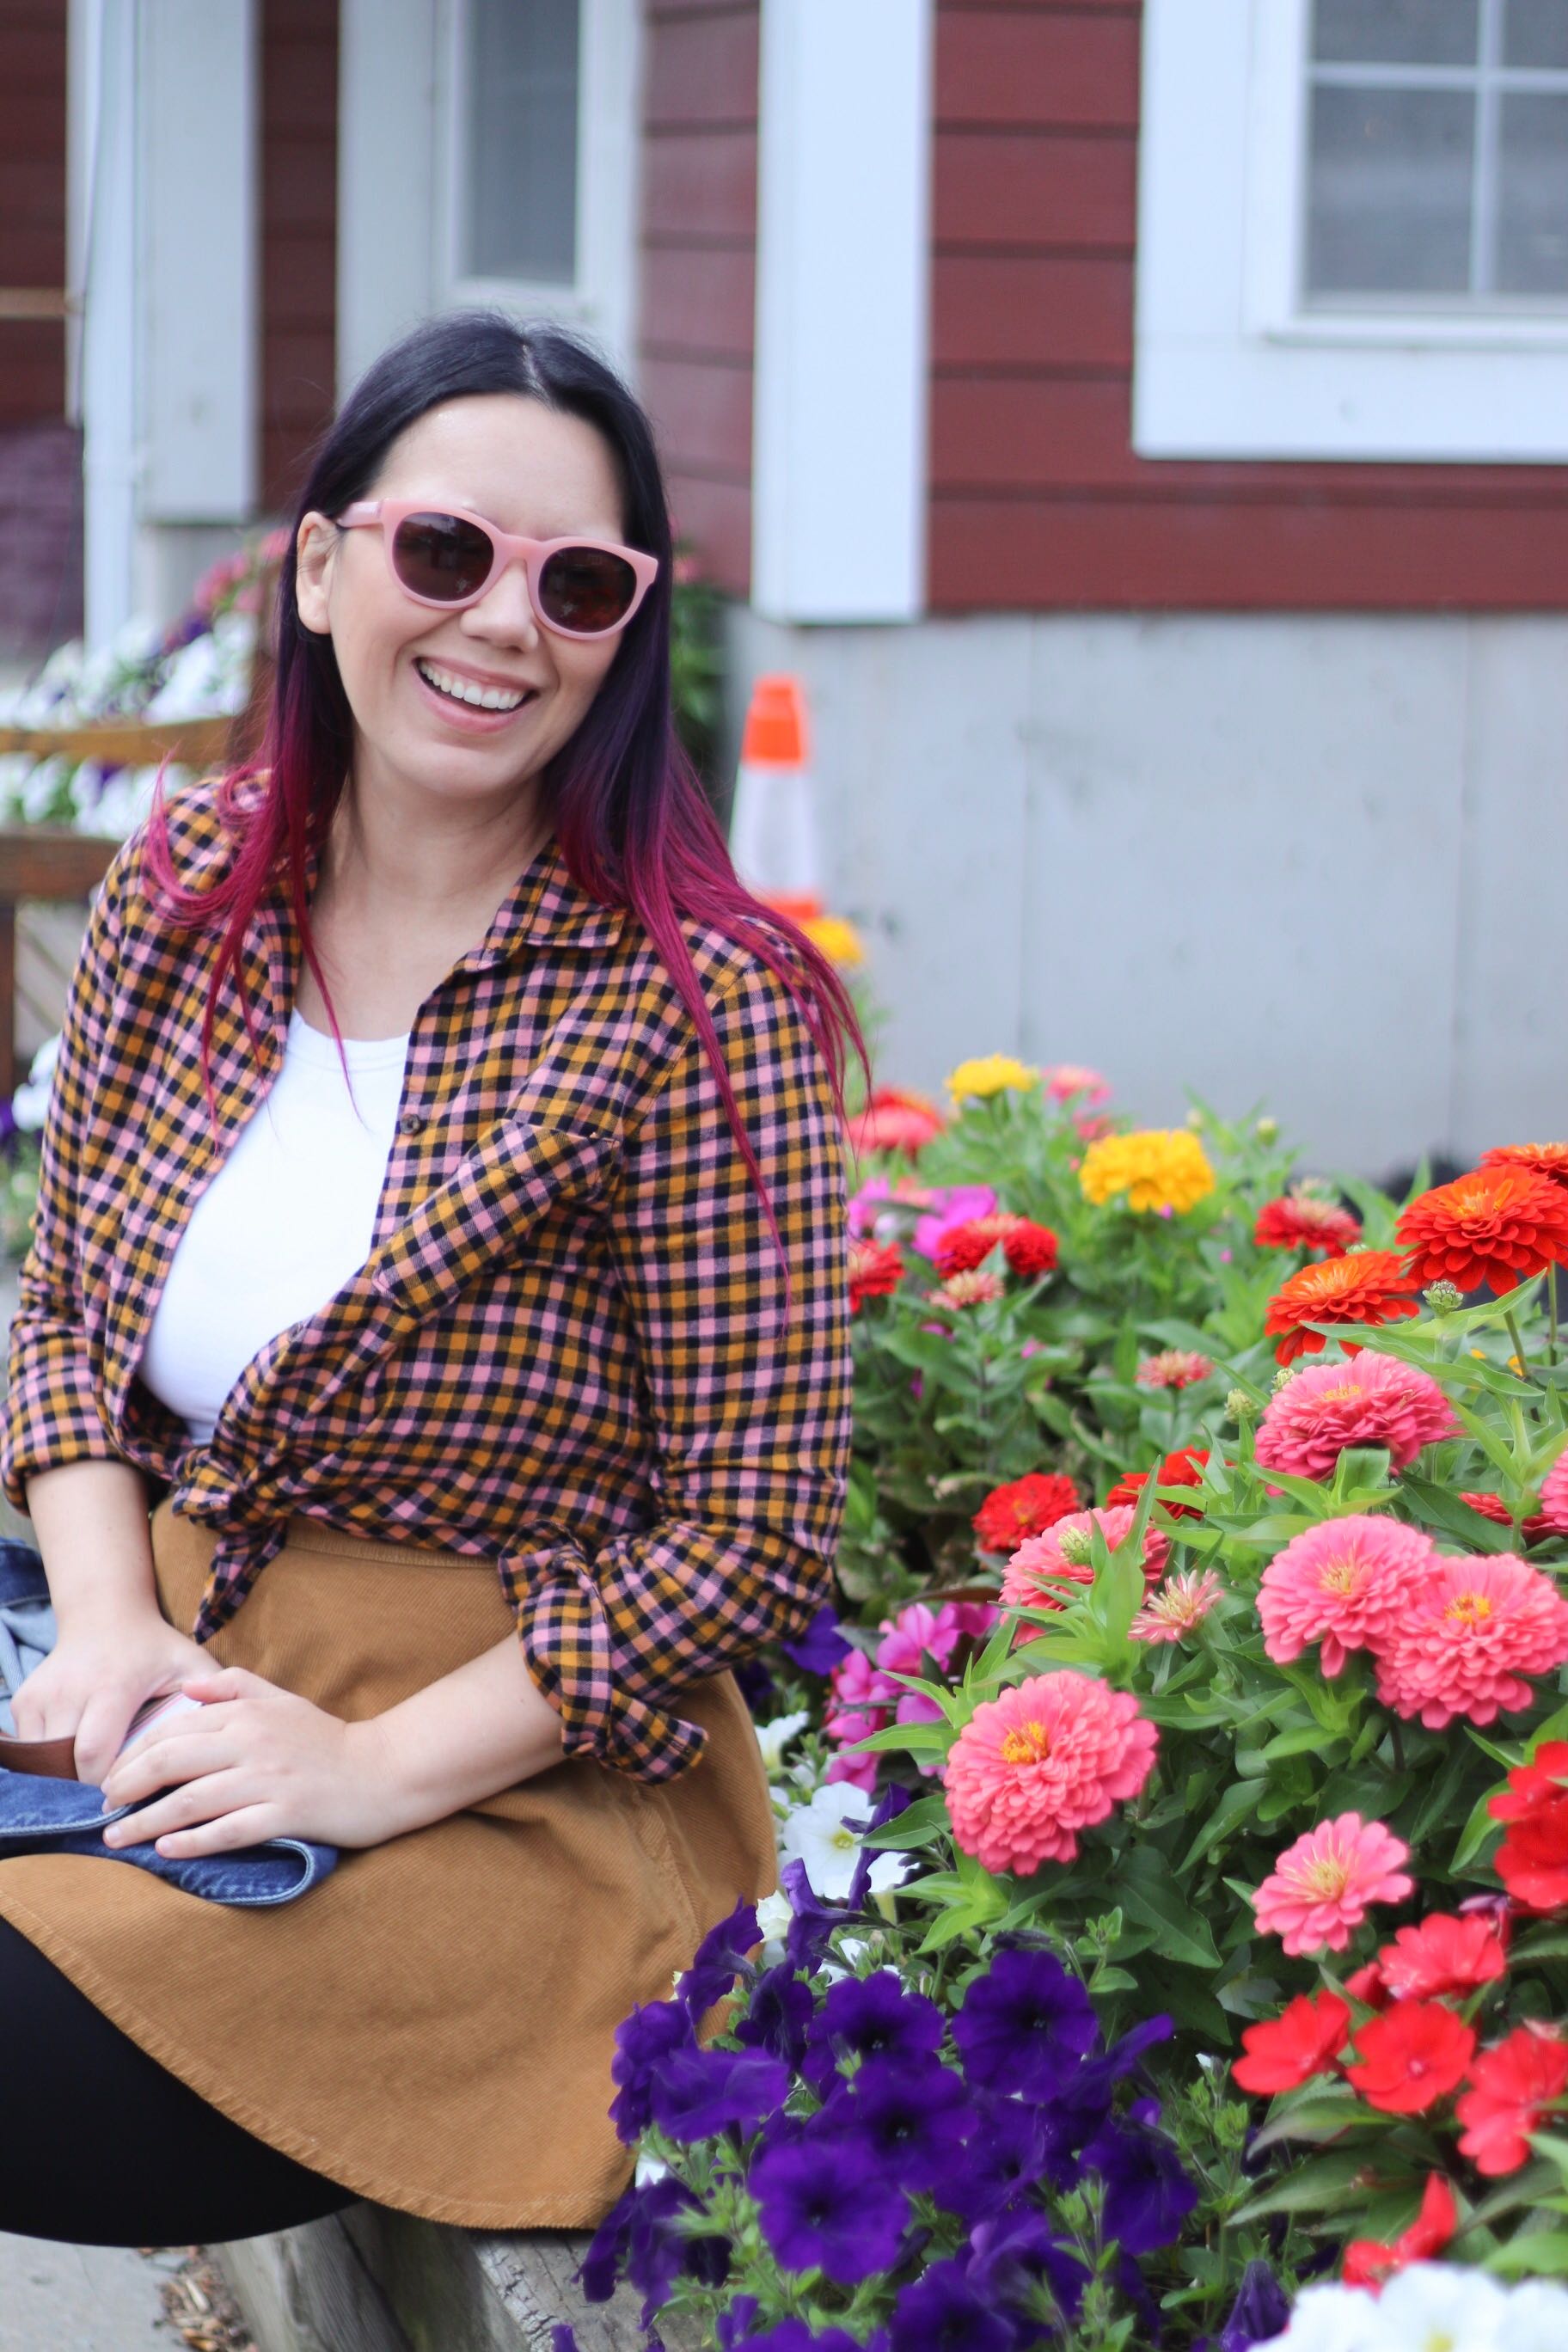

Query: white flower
left=754, top=1709, right=810, bottom=1775
left=1375, top=2264, right=1509, bottom=2350
left=775, top=1783, right=910, bottom=1903
left=11, top=1032, right=61, bottom=1133
left=634, top=2148, right=669, bottom=2187
left=1501, top=2276, right=1568, bottom=2351
left=754, top=1889, right=793, bottom=1965
left=1253, top=2281, right=1381, bottom=2352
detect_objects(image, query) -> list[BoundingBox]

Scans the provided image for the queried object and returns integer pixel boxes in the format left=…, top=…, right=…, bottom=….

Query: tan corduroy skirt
left=0, top=1496, right=779, bottom=2228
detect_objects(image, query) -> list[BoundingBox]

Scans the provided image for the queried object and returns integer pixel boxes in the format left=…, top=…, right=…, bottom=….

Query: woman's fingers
left=101, top=1767, right=248, bottom=1849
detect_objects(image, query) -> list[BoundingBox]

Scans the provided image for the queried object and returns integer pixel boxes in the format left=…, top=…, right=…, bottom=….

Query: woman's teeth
left=415, top=658, right=533, bottom=712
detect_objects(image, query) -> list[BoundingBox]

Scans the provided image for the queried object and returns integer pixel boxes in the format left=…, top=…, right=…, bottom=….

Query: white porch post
left=751, top=0, right=934, bottom=623
left=337, top=0, right=440, bottom=400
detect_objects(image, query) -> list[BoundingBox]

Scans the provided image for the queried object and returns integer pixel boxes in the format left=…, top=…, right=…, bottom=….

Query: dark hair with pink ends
left=139, top=307, right=871, bottom=1320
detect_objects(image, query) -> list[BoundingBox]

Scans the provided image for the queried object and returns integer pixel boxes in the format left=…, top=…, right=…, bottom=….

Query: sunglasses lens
left=538, top=547, right=639, bottom=634
left=390, top=511, right=494, bottom=602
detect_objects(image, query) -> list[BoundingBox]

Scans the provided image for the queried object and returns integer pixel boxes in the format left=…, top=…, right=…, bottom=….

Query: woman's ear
left=294, top=513, right=338, bottom=636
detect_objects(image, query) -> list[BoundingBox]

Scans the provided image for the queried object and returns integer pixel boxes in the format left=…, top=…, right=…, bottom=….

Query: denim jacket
left=0, top=1538, right=337, bottom=1907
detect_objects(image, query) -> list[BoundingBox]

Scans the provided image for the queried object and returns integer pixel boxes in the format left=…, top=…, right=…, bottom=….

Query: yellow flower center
left=1001, top=1719, right=1051, bottom=1767
left=1302, top=1855, right=1351, bottom=1899
left=1319, top=1556, right=1361, bottom=1595
left=1446, top=1591, right=1492, bottom=1627
left=1319, top=1382, right=1363, bottom=1403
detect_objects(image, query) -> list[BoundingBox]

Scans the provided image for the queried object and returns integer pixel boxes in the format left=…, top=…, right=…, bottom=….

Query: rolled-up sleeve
left=500, top=953, right=854, bottom=1780
left=1, top=842, right=134, bottom=1515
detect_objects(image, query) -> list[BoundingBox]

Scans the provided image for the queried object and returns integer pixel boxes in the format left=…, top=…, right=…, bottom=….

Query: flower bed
left=578, top=1063, right=1568, bottom=2349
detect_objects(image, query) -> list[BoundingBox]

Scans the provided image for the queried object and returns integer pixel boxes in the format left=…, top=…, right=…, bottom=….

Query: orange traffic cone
left=728, top=675, right=824, bottom=921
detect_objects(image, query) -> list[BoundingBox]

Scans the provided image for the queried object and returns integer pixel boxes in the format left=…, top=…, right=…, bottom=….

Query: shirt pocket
left=365, top=1112, right=619, bottom=1329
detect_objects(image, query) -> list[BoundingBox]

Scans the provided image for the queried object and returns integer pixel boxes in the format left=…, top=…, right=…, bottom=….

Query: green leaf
left=1179, top=1779, right=1265, bottom=1871
left=1228, top=2147, right=1382, bottom=2226
left=1399, top=1473, right=1519, bottom=1553
left=1116, top=1846, right=1222, bottom=1969
left=1484, top=2233, right=1568, bottom=2277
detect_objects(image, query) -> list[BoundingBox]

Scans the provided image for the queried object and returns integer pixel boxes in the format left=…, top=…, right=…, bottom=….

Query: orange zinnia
left=1263, top=1251, right=1422, bottom=1367
left=1478, top=1141, right=1568, bottom=1192
left=1397, top=1165, right=1568, bottom=1295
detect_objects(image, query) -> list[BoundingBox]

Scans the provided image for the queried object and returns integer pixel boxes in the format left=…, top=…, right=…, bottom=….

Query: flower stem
left=1504, top=1306, right=1530, bottom=1384
left=1389, top=1718, right=1407, bottom=1775
left=1550, top=1265, right=1559, bottom=1370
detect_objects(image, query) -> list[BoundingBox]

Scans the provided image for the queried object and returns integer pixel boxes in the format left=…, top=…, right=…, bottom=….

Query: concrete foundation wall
left=720, top=608, right=1568, bottom=1184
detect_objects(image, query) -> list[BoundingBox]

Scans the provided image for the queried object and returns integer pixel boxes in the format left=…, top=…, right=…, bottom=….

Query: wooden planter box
left=0, top=716, right=247, bottom=1097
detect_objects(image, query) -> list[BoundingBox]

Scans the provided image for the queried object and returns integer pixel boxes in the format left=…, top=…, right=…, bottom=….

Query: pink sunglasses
left=336, top=499, right=659, bottom=639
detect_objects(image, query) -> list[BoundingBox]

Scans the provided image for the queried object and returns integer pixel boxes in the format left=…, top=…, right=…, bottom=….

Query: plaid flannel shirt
left=1, top=777, right=854, bottom=1780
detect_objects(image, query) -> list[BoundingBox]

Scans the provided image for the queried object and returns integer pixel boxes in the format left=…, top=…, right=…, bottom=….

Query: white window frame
left=432, top=0, right=640, bottom=378
left=1134, top=0, right=1568, bottom=461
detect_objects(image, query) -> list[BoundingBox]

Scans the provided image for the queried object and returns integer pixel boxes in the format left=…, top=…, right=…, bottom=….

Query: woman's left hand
left=97, top=1665, right=403, bottom=1855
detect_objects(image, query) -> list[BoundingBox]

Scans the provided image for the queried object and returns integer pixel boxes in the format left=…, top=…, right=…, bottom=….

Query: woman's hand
left=97, top=1664, right=405, bottom=1855
left=9, top=1615, right=214, bottom=1788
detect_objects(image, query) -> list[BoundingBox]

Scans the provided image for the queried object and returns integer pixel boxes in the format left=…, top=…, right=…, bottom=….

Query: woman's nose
left=464, top=554, right=542, bottom=645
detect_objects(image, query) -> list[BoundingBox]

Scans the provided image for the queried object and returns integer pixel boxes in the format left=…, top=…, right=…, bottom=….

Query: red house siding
left=259, top=0, right=338, bottom=515
left=637, top=0, right=757, bottom=597
left=0, top=0, right=80, bottom=652
left=928, top=0, right=1568, bottom=611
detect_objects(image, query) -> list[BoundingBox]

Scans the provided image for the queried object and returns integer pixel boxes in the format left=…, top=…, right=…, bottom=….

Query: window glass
left=463, top=0, right=579, bottom=285
left=1498, top=91, right=1568, bottom=288
left=1504, top=1, right=1568, bottom=70
left=1313, top=0, right=1479, bottom=67
left=1307, top=88, right=1475, bottom=293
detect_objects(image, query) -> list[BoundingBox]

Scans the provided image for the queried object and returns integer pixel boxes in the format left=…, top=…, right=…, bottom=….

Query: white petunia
left=1502, top=2275, right=1568, bottom=2350
left=11, top=1032, right=61, bottom=1133
left=1372, top=2263, right=1510, bottom=2351
left=776, top=1783, right=910, bottom=1903
left=753, top=1710, right=811, bottom=1775
left=754, top=1889, right=793, bottom=1966
left=1252, top=2281, right=1382, bottom=2352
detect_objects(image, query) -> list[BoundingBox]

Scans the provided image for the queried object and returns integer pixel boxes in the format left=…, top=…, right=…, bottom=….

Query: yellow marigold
left=1079, top=1128, right=1217, bottom=1215
left=801, top=913, right=866, bottom=968
left=946, top=1053, right=1039, bottom=1105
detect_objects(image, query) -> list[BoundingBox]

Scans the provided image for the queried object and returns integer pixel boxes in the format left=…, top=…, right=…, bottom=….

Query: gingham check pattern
left=2, top=778, right=854, bottom=1779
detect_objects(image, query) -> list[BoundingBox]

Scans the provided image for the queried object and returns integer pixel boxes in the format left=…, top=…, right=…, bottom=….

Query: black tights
left=0, top=1918, right=360, bottom=2245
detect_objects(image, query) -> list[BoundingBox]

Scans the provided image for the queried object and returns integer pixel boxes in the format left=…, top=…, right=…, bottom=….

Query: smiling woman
left=0, top=308, right=870, bottom=2247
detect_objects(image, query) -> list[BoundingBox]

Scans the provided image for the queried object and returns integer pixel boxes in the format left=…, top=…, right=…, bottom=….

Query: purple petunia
left=846, top=1782, right=913, bottom=1913
left=801, top=1967, right=946, bottom=2093
left=607, top=1999, right=694, bottom=2142
left=732, top=2326, right=885, bottom=2352
left=676, top=1896, right=762, bottom=2020
left=1219, top=2259, right=1291, bottom=2352
left=780, top=1857, right=850, bottom=1973
left=935, top=2092, right=1050, bottom=2225
left=645, top=2043, right=790, bottom=2143
left=965, top=2205, right=1088, bottom=2324
left=820, top=2054, right=977, bottom=2198
left=951, top=1947, right=1098, bottom=2101
left=1081, top=2098, right=1198, bottom=2256
left=747, top=2126, right=910, bottom=2284
left=888, top=2254, right=1018, bottom=2352
left=734, top=1963, right=816, bottom=2070
left=780, top=1603, right=854, bottom=1675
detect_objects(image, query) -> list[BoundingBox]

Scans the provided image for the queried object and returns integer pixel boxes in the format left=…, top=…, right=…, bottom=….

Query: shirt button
left=397, top=1110, right=425, bottom=1136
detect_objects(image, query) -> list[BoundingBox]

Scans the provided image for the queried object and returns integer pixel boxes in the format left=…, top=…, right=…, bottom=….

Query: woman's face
left=295, top=392, right=631, bottom=806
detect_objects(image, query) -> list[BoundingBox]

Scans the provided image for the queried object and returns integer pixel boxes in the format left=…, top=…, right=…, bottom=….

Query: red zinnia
left=1456, top=2026, right=1568, bottom=2176
left=1460, top=1491, right=1553, bottom=1544
left=1231, top=1991, right=1351, bottom=2096
left=1343, top=2171, right=1456, bottom=2290
left=1342, top=2000, right=1476, bottom=2115
left=935, top=1212, right=1059, bottom=1281
left=1105, top=1448, right=1212, bottom=1521
left=1254, top=1194, right=1363, bottom=1259
left=848, top=1087, right=946, bottom=1158
left=1263, top=1252, right=1423, bottom=1367
left=1489, top=1739, right=1568, bottom=1914
left=1397, top=1165, right=1568, bottom=1295
left=972, top=1472, right=1082, bottom=1557
left=848, top=1237, right=903, bottom=1312
left=1375, top=1912, right=1507, bottom=2003
left=1478, top=1141, right=1568, bottom=1192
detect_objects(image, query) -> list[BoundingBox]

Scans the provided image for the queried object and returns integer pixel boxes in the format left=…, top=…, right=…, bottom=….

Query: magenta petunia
left=1253, top=1350, right=1458, bottom=1482
left=944, top=1670, right=1158, bottom=1875
left=1373, top=1553, right=1568, bottom=1730
left=1257, top=1516, right=1441, bottom=1677
left=1253, top=1813, right=1413, bottom=1956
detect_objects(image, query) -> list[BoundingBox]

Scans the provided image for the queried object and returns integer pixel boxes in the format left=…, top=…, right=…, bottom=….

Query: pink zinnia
left=1040, top=1063, right=1111, bottom=1107
left=1136, top=1349, right=1215, bottom=1391
left=1541, top=1442, right=1568, bottom=1535
left=1130, top=1569, right=1224, bottom=1645
left=1253, top=1351, right=1458, bottom=1482
left=1258, top=1516, right=1441, bottom=1677
left=1373, top=1553, right=1568, bottom=1730
left=944, top=1669, right=1158, bottom=1874
left=1001, top=1506, right=1171, bottom=1618
left=1253, top=1813, right=1414, bottom=1956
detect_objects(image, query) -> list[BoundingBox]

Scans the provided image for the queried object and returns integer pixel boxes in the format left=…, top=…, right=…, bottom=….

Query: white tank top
left=138, top=1008, right=413, bottom=1446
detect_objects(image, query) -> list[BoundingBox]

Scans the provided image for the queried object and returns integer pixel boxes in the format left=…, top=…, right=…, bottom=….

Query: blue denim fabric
left=0, top=1537, right=338, bottom=1908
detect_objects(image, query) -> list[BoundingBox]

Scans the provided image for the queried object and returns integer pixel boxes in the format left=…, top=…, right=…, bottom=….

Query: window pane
left=1307, top=87, right=1475, bottom=293
left=1498, top=92, right=1568, bottom=291
left=1504, top=1, right=1568, bottom=69
left=464, top=0, right=579, bottom=285
left=1313, top=0, right=1479, bottom=67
